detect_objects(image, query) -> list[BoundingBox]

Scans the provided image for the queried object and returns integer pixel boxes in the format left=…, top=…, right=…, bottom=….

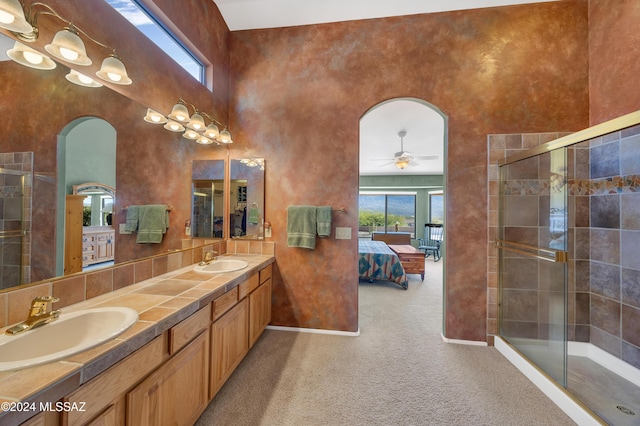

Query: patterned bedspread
left=358, top=240, right=408, bottom=289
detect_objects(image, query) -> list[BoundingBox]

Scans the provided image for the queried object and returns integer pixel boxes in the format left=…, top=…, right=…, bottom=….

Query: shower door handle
left=494, top=239, right=568, bottom=263
left=0, top=230, right=27, bottom=239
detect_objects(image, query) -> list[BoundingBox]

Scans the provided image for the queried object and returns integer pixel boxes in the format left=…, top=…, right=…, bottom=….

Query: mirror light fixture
left=145, top=99, right=233, bottom=146
left=0, top=0, right=132, bottom=87
left=240, top=158, right=265, bottom=170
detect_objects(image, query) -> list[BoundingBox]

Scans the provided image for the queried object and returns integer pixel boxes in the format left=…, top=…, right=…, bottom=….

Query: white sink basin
left=194, top=259, right=249, bottom=273
left=0, top=307, right=138, bottom=372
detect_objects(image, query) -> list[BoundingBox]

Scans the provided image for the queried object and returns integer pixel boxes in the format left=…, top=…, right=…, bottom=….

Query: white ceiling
left=215, top=0, right=558, bottom=31
left=215, top=0, right=557, bottom=176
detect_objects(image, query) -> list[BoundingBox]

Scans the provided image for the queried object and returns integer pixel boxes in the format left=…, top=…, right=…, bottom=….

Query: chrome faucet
left=198, top=251, right=218, bottom=266
left=5, top=296, right=61, bottom=335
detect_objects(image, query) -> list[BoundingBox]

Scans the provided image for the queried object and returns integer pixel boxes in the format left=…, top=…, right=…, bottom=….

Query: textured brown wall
left=229, top=1, right=590, bottom=338
left=589, top=0, right=640, bottom=124
left=0, top=0, right=230, bottom=282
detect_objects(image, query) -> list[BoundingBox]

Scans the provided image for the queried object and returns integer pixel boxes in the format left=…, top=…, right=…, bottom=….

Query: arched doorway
left=358, top=97, right=448, bottom=331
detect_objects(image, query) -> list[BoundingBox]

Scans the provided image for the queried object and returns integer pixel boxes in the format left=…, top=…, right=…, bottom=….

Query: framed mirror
left=230, top=158, right=265, bottom=239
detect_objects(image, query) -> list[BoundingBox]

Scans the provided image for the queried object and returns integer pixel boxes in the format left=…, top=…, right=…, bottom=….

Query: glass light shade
left=6, top=41, right=56, bottom=70
left=217, top=128, right=233, bottom=144
left=96, top=55, right=132, bottom=85
left=196, top=136, right=213, bottom=145
left=0, top=0, right=32, bottom=33
left=203, top=123, right=219, bottom=139
left=45, top=28, right=92, bottom=66
left=168, top=103, right=189, bottom=122
left=183, top=129, right=199, bottom=140
left=65, top=69, right=103, bottom=88
left=395, top=159, right=410, bottom=169
left=164, top=120, right=184, bottom=132
left=186, top=113, right=205, bottom=131
left=143, top=108, right=167, bottom=124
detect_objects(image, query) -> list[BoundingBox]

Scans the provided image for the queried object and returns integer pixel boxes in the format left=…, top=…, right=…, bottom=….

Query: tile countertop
left=0, top=253, right=274, bottom=424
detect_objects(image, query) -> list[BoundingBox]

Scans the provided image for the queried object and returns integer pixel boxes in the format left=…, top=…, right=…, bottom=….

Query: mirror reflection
left=230, top=158, right=265, bottom=239
left=191, top=160, right=225, bottom=239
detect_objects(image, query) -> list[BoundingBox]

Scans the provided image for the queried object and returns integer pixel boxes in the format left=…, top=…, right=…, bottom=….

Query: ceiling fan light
left=45, top=27, right=92, bottom=66
left=395, top=159, right=410, bottom=169
left=7, top=41, right=57, bottom=70
left=0, top=0, right=32, bottom=33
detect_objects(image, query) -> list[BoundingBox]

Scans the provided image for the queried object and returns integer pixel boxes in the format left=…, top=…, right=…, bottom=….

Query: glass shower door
left=0, top=168, right=25, bottom=289
left=497, top=148, right=569, bottom=386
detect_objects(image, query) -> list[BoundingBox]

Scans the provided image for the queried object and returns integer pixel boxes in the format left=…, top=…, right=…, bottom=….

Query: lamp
left=0, top=0, right=32, bottom=33
left=65, top=69, right=102, bottom=87
left=144, top=98, right=232, bottom=146
left=144, top=108, right=167, bottom=124
left=395, top=158, right=410, bottom=169
left=6, top=40, right=56, bottom=69
left=0, top=1, right=132, bottom=86
left=45, top=25, right=91, bottom=65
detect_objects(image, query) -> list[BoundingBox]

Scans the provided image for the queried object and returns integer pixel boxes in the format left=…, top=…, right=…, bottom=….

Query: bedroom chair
left=418, top=223, right=443, bottom=262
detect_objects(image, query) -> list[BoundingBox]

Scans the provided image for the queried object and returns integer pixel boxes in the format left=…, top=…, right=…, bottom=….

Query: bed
left=358, top=240, right=408, bottom=289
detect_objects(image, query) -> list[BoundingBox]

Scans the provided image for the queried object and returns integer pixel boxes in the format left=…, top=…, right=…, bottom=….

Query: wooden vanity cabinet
left=210, top=297, right=249, bottom=397
left=250, top=265, right=272, bottom=347
left=126, top=331, right=209, bottom=426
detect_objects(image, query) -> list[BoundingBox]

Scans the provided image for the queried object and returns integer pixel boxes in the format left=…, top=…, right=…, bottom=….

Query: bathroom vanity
left=0, top=254, right=274, bottom=426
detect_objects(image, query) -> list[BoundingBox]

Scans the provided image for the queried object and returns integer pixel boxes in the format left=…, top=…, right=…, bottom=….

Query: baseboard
left=495, top=336, right=601, bottom=426
left=569, top=341, right=640, bottom=388
left=266, top=325, right=360, bottom=337
left=440, top=333, right=488, bottom=346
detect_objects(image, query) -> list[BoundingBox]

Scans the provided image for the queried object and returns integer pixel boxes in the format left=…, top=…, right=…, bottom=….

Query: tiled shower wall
left=0, top=152, right=32, bottom=289
left=488, top=126, right=640, bottom=369
left=573, top=125, right=640, bottom=368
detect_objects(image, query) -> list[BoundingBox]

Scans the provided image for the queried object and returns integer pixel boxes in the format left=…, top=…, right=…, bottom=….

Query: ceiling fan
left=373, top=130, right=439, bottom=169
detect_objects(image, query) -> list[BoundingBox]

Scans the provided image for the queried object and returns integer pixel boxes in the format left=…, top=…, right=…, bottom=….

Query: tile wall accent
left=0, top=152, right=32, bottom=289
left=0, top=239, right=274, bottom=328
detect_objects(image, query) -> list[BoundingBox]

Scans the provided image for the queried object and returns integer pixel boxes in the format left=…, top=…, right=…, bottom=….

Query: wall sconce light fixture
left=144, top=99, right=233, bottom=145
left=240, top=158, right=264, bottom=170
left=0, top=0, right=132, bottom=87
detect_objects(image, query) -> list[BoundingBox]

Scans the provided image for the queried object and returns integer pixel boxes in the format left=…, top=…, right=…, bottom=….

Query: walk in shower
left=496, top=113, right=640, bottom=425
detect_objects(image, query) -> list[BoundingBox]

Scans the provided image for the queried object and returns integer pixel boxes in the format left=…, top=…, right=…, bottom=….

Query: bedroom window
left=105, top=0, right=205, bottom=84
left=429, top=191, right=444, bottom=224
left=358, top=193, right=416, bottom=238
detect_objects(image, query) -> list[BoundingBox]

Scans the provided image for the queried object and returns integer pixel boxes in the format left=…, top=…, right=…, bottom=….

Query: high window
left=358, top=193, right=417, bottom=238
left=105, top=0, right=205, bottom=84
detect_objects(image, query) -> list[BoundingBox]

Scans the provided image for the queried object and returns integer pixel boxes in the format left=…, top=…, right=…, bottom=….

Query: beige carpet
left=196, top=261, right=575, bottom=425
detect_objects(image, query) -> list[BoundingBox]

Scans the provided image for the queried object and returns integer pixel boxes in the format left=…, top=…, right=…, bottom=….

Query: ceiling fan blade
left=377, top=161, right=395, bottom=167
left=414, top=155, right=439, bottom=160
left=370, top=158, right=395, bottom=161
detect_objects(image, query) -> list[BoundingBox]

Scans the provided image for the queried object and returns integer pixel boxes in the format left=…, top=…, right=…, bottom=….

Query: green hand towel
left=316, top=206, right=332, bottom=237
left=136, top=204, right=169, bottom=244
left=124, top=205, right=139, bottom=233
left=248, top=205, right=259, bottom=225
left=287, top=205, right=317, bottom=249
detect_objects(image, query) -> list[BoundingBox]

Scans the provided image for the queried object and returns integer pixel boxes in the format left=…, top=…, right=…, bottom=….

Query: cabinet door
left=64, top=195, right=85, bottom=275
left=249, top=277, right=272, bottom=348
left=210, top=298, right=249, bottom=397
left=127, top=331, right=209, bottom=426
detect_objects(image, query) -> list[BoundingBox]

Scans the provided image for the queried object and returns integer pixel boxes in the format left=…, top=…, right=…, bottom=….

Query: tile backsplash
left=0, top=239, right=274, bottom=327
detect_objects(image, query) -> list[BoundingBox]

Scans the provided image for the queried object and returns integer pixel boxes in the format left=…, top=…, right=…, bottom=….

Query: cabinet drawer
left=238, top=273, right=259, bottom=300
left=259, top=264, right=272, bottom=284
left=83, top=244, right=94, bottom=253
left=82, top=235, right=96, bottom=243
left=169, top=305, right=211, bottom=355
left=97, top=234, right=109, bottom=241
left=213, top=287, right=238, bottom=320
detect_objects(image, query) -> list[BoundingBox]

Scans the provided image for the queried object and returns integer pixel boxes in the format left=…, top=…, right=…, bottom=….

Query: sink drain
left=616, top=405, right=636, bottom=416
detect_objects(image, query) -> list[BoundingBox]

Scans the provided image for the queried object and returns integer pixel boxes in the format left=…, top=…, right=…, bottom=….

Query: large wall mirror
left=0, top=32, right=225, bottom=292
left=191, top=160, right=225, bottom=239
left=230, top=158, right=265, bottom=239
